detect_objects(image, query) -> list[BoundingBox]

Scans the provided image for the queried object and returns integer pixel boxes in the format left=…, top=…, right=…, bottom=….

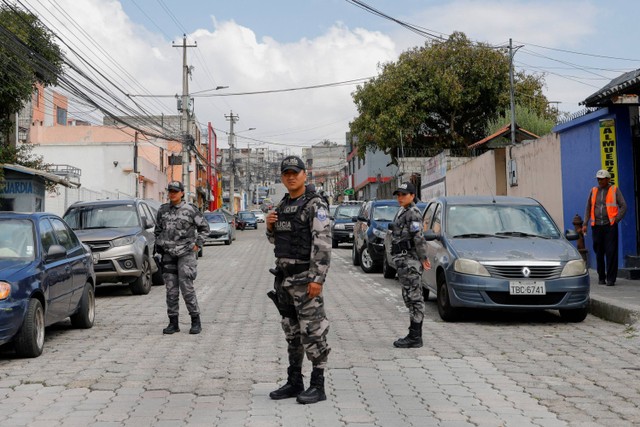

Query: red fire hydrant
left=573, top=214, right=588, bottom=263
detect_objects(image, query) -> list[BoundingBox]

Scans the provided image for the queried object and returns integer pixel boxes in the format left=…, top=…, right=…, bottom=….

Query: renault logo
left=522, top=267, right=531, bottom=278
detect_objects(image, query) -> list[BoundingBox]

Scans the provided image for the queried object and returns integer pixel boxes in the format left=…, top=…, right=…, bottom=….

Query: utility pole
left=134, top=131, right=139, bottom=198
left=173, top=35, right=197, bottom=201
left=509, top=38, right=517, bottom=146
left=225, top=111, right=239, bottom=215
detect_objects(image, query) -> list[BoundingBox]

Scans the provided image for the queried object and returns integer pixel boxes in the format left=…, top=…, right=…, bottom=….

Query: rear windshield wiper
left=495, top=231, right=550, bottom=239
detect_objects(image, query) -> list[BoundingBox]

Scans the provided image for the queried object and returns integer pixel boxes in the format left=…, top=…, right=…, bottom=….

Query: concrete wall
left=506, top=133, right=564, bottom=229
left=446, top=150, right=499, bottom=197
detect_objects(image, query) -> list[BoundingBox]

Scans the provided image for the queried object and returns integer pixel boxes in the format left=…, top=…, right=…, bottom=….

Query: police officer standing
left=265, top=155, right=332, bottom=405
left=390, top=182, right=430, bottom=348
left=155, top=181, right=210, bottom=335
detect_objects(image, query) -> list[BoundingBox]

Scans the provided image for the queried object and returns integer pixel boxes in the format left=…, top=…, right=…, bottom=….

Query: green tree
left=0, top=4, right=63, bottom=145
left=486, top=104, right=556, bottom=140
left=349, top=32, right=550, bottom=160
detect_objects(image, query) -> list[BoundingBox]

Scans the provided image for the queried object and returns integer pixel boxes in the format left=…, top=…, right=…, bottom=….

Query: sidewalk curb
left=590, top=294, right=640, bottom=325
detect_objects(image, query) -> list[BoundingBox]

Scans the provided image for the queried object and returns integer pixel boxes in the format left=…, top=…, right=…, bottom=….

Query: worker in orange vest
left=581, top=169, right=627, bottom=286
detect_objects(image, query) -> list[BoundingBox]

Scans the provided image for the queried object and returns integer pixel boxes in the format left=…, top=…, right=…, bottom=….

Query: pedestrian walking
left=582, top=169, right=627, bottom=286
left=389, top=182, right=430, bottom=348
left=265, top=155, right=332, bottom=404
left=155, top=181, right=210, bottom=334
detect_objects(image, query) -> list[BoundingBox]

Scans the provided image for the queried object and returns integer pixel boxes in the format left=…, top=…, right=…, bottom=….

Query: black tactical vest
left=274, top=191, right=318, bottom=260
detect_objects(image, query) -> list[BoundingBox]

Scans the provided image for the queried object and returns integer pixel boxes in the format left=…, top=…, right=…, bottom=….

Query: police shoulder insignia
left=316, top=207, right=328, bottom=221
left=409, top=221, right=421, bottom=232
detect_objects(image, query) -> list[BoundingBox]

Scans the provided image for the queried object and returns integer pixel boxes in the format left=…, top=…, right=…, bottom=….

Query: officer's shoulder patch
left=409, top=221, right=421, bottom=232
left=316, top=207, right=328, bottom=221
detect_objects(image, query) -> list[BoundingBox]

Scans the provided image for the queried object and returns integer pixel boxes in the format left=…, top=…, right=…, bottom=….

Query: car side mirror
left=565, top=229, right=579, bottom=241
left=143, top=218, right=154, bottom=229
left=423, top=230, right=439, bottom=241
left=46, top=244, right=67, bottom=261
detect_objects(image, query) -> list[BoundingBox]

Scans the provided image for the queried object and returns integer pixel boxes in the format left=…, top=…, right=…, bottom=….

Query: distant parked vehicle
left=63, top=198, right=162, bottom=295
left=420, top=195, right=590, bottom=322
left=251, top=209, right=266, bottom=223
left=236, top=211, right=258, bottom=230
left=203, top=213, right=234, bottom=245
left=352, top=200, right=400, bottom=273
left=330, top=201, right=363, bottom=248
left=0, top=212, right=96, bottom=358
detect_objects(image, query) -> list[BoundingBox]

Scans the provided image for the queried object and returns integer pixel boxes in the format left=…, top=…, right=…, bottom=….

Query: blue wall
left=556, top=107, right=637, bottom=268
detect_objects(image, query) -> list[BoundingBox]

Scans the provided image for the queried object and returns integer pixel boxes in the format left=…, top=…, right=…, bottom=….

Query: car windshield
left=446, top=204, right=561, bottom=238
left=205, top=214, right=225, bottom=223
left=64, top=204, right=139, bottom=229
left=0, top=219, right=36, bottom=260
left=372, top=205, right=400, bottom=221
left=239, top=212, right=255, bottom=219
left=335, top=205, right=361, bottom=219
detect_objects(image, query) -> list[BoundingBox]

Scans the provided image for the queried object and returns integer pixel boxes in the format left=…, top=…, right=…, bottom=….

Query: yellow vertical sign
left=599, top=119, right=619, bottom=186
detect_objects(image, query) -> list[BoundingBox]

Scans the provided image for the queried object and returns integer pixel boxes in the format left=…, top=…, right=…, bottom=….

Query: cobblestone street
left=2, top=224, right=640, bottom=427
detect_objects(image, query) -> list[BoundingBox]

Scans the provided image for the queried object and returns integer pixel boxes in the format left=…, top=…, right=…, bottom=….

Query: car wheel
left=70, top=283, right=95, bottom=329
left=559, top=306, right=589, bottom=323
left=332, top=238, right=338, bottom=249
left=422, top=286, right=430, bottom=302
left=436, top=272, right=459, bottom=322
left=382, top=255, right=396, bottom=279
left=130, top=257, right=152, bottom=295
left=360, top=246, right=378, bottom=273
left=225, top=239, right=231, bottom=245
left=14, top=298, right=45, bottom=358
left=352, top=243, right=360, bottom=266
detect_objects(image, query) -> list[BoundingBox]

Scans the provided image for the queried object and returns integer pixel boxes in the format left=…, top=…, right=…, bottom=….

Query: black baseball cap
left=393, top=182, right=416, bottom=195
left=281, top=155, right=306, bottom=173
left=167, top=181, right=184, bottom=192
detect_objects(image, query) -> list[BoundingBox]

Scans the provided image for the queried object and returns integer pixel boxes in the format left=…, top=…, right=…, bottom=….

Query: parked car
left=352, top=199, right=400, bottom=273
left=213, top=208, right=238, bottom=236
left=0, top=212, right=96, bottom=358
left=236, top=211, right=258, bottom=230
left=381, top=201, right=428, bottom=279
left=330, top=201, right=363, bottom=248
left=251, top=209, right=266, bottom=223
left=420, top=195, right=590, bottom=322
left=203, top=212, right=234, bottom=245
left=63, top=198, right=162, bottom=295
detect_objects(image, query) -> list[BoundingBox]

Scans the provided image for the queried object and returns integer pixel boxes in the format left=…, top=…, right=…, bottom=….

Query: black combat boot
left=296, top=367, right=326, bottom=404
left=270, top=366, right=304, bottom=400
left=393, top=321, right=423, bottom=348
left=162, top=315, right=180, bottom=334
left=189, top=314, right=202, bottom=334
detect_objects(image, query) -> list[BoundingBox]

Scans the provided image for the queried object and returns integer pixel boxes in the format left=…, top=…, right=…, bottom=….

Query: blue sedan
left=0, top=212, right=96, bottom=358
left=420, top=196, right=590, bottom=322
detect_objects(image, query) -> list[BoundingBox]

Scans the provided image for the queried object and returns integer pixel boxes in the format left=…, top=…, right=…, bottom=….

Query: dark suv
left=63, top=199, right=162, bottom=295
left=352, top=199, right=400, bottom=273
left=330, top=201, right=363, bottom=248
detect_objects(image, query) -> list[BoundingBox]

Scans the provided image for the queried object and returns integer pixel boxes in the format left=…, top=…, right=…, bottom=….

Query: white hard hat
left=595, top=169, right=611, bottom=179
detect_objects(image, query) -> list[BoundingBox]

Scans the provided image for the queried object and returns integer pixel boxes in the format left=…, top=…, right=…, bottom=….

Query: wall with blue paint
left=555, top=107, right=637, bottom=269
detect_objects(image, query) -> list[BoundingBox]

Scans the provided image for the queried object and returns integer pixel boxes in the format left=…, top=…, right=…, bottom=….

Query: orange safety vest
left=590, top=185, right=619, bottom=226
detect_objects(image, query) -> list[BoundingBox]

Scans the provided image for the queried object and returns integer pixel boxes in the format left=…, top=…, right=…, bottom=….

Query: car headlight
left=453, top=258, right=490, bottom=276
left=334, top=224, right=345, bottom=230
left=372, top=228, right=386, bottom=239
left=0, top=281, right=11, bottom=300
left=560, top=259, right=587, bottom=277
left=112, top=235, right=137, bottom=247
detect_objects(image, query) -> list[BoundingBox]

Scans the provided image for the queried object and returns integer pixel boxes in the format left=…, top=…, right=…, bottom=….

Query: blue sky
left=23, top=0, right=640, bottom=152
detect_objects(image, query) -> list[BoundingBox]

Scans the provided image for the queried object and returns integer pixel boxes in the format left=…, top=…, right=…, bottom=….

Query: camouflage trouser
left=393, top=255, right=425, bottom=324
left=163, top=251, right=200, bottom=317
left=275, top=271, right=331, bottom=369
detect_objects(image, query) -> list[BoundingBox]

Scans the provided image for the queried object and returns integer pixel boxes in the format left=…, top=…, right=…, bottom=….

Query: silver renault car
left=420, top=196, right=590, bottom=322
left=63, top=199, right=162, bottom=295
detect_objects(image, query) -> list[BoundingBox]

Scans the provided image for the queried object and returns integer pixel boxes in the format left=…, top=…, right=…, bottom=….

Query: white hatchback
left=251, top=210, right=266, bottom=223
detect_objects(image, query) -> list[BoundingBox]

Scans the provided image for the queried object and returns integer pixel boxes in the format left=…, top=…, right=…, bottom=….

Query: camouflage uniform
left=391, top=201, right=428, bottom=324
left=267, top=190, right=332, bottom=369
left=155, top=201, right=209, bottom=317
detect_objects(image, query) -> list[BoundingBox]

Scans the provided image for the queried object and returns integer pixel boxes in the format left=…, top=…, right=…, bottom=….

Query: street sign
left=344, top=188, right=354, bottom=195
